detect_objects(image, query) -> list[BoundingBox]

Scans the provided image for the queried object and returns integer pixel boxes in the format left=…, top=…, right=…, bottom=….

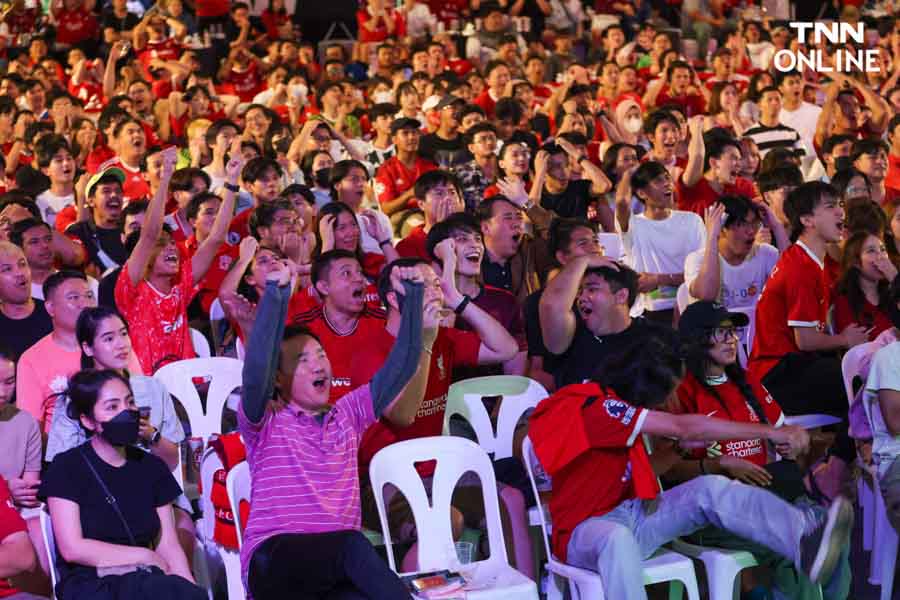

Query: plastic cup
left=455, top=541, right=475, bottom=564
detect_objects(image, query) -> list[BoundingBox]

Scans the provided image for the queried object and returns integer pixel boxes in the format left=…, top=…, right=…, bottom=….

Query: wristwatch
left=150, top=429, right=162, bottom=446
left=223, top=182, right=240, bottom=193
left=454, top=295, right=471, bottom=315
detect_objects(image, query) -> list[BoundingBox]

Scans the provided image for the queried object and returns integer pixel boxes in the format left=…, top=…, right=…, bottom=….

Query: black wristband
left=223, top=182, right=240, bottom=193
left=378, top=238, right=392, bottom=247
left=454, top=294, right=471, bottom=315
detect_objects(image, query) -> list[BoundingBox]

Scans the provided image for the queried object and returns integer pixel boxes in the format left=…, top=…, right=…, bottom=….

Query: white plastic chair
left=200, top=448, right=246, bottom=600
left=154, top=357, right=243, bottom=442
left=190, top=328, right=212, bottom=358
left=442, top=376, right=547, bottom=460
left=369, top=436, right=539, bottom=599
left=597, top=233, right=622, bottom=261
left=521, top=437, right=700, bottom=600
left=842, top=342, right=878, bottom=552
left=676, top=283, right=690, bottom=315
left=39, top=507, right=60, bottom=600
left=226, top=461, right=251, bottom=548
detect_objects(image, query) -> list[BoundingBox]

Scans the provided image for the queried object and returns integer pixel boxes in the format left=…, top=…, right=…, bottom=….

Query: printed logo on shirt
left=417, top=393, right=448, bottom=418
left=161, top=314, right=184, bottom=334
left=603, top=398, right=630, bottom=420
left=374, top=181, right=386, bottom=198
left=436, top=355, right=446, bottom=380
left=332, top=377, right=351, bottom=388
left=218, top=255, right=234, bottom=271
left=227, top=232, right=242, bottom=246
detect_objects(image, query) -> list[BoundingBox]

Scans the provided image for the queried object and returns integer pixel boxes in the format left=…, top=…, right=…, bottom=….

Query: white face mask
left=289, top=83, right=308, bottom=101
left=624, top=117, right=643, bottom=134
left=372, top=90, right=394, bottom=104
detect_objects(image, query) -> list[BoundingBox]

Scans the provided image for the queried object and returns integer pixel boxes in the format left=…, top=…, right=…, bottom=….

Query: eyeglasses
left=710, top=327, right=738, bottom=343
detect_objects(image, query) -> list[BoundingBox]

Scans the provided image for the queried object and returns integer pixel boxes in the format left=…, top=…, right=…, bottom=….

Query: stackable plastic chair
left=39, top=508, right=61, bottom=600
left=521, top=437, right=701, bottom=600
left=226, top=461, right=251, bottom=549
left=369, top=436, right=539, bottom=599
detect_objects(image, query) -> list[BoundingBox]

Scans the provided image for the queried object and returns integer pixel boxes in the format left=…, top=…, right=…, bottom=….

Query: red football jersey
left=374, top=156, right=437, bottom=210
left=97, top=156, right=149, bottom=202
left=749, top=242, right=830, bottom=381
left=180, top=235, right=239, bottom=314
left=676, top=176, right=757, bottom=217
left=357, top=326, right=481, bottom=476
left=55, top=8, right=98, bottom=45
left=673, top=372, right=784, bottom=467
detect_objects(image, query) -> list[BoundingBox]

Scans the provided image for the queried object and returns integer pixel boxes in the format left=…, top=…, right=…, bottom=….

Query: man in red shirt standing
left=51, top=0, right=98, bottom=52
left=180, top=191, right=239, bottom=315
left=528, top=328, right=852, bottom=599
left=646, top=60, right=707, bottom=118
left=375, top=118, right=437, bottom=224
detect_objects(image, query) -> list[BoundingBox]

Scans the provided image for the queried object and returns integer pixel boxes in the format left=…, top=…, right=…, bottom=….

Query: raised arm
left=435, top=239, right=517, bottom=364
left=371, top=273, right=428, bottom=420
left=614, top=164, right=639, bottom=232
left=557, top=136, right=612, bottom=195
left=191, top=156, right=242, bottom=284
left=241, top=266, right=291, bottom=424
left=124, top=146, right=177, bottom=285
left=681, top=116, right=705, bottom=188
left=103, top=41, right=129, bottom=100
left=689, top=203, right=724, bottom=301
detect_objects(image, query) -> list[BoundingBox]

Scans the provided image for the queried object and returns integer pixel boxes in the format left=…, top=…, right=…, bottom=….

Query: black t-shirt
left=39, top=443, right=181, bottom=581
left=98, top=267, right=122, bottom=310
left=0, top=300, right=52, bottom=359
left=419, top=133, right=468, bottom=170
left=481, top=255, right=513, bottom=292
left=541, top=179, right=591, bottom=219
left=66, top=222, right=127, bottom=273
left=549, top=316, right=657, bottom=388
left=100, top=8, right=140, bottom=33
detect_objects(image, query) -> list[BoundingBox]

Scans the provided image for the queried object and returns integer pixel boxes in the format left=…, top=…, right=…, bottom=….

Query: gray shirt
left=45, top=375, right=185, bottom=463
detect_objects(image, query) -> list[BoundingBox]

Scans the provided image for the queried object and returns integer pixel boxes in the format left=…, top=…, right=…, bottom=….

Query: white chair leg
left=861, top=478, right=875, bottom=552
left=879, top=523, right=898, bottom=600
left=680, top=574, right=701, bottom=600
left=702, top=561, right=742, bottom=600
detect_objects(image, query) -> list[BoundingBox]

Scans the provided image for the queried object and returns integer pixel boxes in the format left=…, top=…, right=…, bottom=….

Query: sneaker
left=798, top=495, right=853, bottom=585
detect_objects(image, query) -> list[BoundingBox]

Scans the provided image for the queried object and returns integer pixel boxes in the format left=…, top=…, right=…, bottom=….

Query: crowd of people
left=1, top=0, right=900, bottom=598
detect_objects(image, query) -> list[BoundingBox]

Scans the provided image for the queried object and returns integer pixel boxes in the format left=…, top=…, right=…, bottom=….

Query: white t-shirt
left=35, top=190, right=74, bottom=227
left=683, top=243, right=779, bottom=309
left=863, top=341, right=900, bottom=480
left=622, top=210, right=705, bottom=313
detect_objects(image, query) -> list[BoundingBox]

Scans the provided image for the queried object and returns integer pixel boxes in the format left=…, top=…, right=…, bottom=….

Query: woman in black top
left=39, top=369, right=204, bottom=600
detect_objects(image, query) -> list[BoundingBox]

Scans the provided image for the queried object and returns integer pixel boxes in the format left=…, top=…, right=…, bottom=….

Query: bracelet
left=699, top=458, right=707, bottom=474
left=577, top=155, right=589, bottom=164
left=453, top=294, right=471, bottom=315
left=223, top=182, right=240, bottom=193
left=378, top=238, right=392, bottom=247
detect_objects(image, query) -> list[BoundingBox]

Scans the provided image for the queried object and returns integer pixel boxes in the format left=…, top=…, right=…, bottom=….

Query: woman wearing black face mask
left=300, top=149, right=335, bottom=208
left=38, top=370, right=205, bottom=600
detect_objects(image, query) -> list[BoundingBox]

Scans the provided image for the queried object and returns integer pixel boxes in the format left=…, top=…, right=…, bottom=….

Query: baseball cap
left=422, top=95, right=441, bottom=112
left=85, top=167, right=126, bottom=198
left=390, top=117, right=422, bottom=134
left=436, top=95, right=465, bottom=111
left=678, top=301, right=749, bottom=339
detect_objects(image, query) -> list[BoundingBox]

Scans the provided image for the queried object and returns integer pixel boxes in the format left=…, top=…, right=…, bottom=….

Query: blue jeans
left=566, top=475, right=845, bottom=600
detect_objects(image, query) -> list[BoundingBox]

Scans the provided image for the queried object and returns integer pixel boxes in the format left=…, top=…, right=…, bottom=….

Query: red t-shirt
left=261, top=10, right=290, bottom=39
left=293, top=307, right=389, bottom=404
left=374, top=156, right=437, bottom=210
left=228, top=210, right=252, bottom=243
left=886, top=153, right=900, bottom=194
left=528, top=384, right=656, bottom=561
left=426, top=0, right=468, bottom=24
left=358, top=326, right=481, bottom=476
left=473, top=89, right=498, bottom=119
left=180, top=235, right=239, bottom=315
left=655, top=88, right=707, bottom=118
left=55, top=8, right=98, bottom=46
left=86, top=144, right=115, bottom=174
left=676, top=176, right=757, bottom=216
left=195, top=0, right=229, bottom=17
left=396, top=224, right=429, bottom=260
left=356, top=7, right=406, bottom=43
left=114, top=247, right=199, bottom=374
left=832, top=293, right=893, bottom=342
left=749, top=242, right=830, bottom=381
left=0, top=477, right=25, bottom=598
left=222, top=62, right=264, bottom=103
left=673, top=372, right=784, bottom=467
left=68, top=79, right=105, bottom=113
left=97, top=156, right=149, bottom=202
left=138, top=39, right=182, bottom=80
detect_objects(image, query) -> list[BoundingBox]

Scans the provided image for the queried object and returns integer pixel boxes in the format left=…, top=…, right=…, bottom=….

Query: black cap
left=678, top=301, right=749, bottom=338
left=436, top=95, right=465, bottom=111
left=478, top=1, right=503, bottom=16
left=390, top=117, right=422, bottom=134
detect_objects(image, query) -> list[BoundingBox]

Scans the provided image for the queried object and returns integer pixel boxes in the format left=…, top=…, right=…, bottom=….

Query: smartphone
left=138, top=406, right=151, bottom=420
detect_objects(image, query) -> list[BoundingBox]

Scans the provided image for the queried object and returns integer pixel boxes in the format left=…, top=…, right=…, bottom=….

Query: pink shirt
left=237, top=384, right=376, bottom=595
left=16, top=333, right=143, bottom=432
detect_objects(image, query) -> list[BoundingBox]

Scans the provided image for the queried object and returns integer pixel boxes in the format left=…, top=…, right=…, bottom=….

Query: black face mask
left=99, top=409, right=140, bottom=446
left=314, top=168, right=332, bottom=188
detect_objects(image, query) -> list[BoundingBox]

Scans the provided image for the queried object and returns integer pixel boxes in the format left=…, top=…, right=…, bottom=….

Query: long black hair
left=680, top=327, right=768, bottom=424
left=65, top=369, right=131, bottom=433
left=76, top=306, right=129, bottom=370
